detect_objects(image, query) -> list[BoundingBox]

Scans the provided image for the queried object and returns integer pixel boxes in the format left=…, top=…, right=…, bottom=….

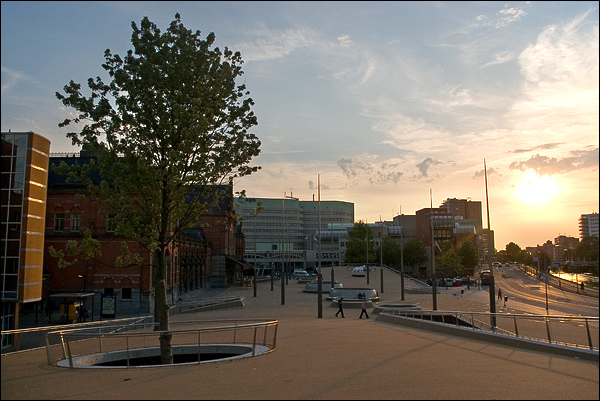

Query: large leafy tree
left=55, top=14, right=261, bottom=364
left=575, top=236, right=599, bottom=264
left=505, top=242, right=522, bottom=262
left=344, top=221, right=375, bottom=264
left=458, top=239, right=479, bottom=272
left=377, top=236, right=402, bottom=265
left=401, top=239, right=428, bottom=268
left=435, top=240, right=462, bottom=277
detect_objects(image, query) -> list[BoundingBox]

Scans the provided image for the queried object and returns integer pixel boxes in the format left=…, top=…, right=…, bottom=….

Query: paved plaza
left=2, top=267, right=598, bottom=400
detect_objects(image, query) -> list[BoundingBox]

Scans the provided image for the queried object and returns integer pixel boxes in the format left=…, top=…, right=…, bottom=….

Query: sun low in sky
left=516, top=172, right=557, bottom=205
left=1, top=1, right=598, bottom=250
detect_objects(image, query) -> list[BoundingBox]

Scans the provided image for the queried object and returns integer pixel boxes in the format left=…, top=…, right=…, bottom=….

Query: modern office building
left=579, top=213, right=599, bottom=238
left=1, top=131, right=51, bottom=347
left=234, top=197, right=354, bottom=270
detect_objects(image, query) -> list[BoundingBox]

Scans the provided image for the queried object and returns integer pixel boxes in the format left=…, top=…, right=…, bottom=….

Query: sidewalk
left=2, top=267, right=598, bottom=400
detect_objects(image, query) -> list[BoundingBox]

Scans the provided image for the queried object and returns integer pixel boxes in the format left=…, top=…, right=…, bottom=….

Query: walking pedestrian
left=359, top=299, right=369, bottom=319
left=497, top=288, right=502, bottom=301
left=335, top=297, right=345, bottom=318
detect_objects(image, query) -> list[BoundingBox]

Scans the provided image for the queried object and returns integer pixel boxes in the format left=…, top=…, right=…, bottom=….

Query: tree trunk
left=155, top=249, right=173, bottom=364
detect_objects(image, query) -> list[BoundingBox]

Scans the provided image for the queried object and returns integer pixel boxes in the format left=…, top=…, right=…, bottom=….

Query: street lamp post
left=380, top=230, right=384, bottom=294
left=430, top=189, right=437, bottom=311
left=317, top=174, right=323, bottom=318
left=400, top=210, right=405, bottom=301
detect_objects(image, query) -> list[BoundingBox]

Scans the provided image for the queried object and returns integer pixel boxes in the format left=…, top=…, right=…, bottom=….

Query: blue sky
left=2, top=1, right=598, bottom=250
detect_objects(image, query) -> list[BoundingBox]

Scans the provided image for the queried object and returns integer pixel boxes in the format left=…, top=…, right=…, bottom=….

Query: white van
left=293, top=270, right=310, bottom=280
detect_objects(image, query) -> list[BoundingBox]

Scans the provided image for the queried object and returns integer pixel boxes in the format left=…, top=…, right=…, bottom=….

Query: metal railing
left=382, top=310, right=599, bottom=351
left=1, top=316, right=152, bottom=354
left=45, top=318, right=278, bottom=368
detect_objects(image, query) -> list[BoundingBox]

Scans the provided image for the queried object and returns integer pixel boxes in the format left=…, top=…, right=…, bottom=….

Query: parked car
left=293, top=271, right=311, bottom=280
left=452, top=277, right=463, bottom=287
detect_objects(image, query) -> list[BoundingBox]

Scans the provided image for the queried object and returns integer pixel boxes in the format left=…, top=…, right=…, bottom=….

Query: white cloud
left=237, top=27, right=322, bottom=61
left=337, top=34, right=353, bottom=48
left=337, top=154, right=405, bottom=185
left=495, top=7, right=527, bottom=28
left=482, top=51, right=515, bottom=68
left=510, top=10, right=599, bottom=149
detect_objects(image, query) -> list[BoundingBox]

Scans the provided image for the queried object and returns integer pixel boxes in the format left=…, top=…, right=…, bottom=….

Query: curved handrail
left=45, top=318, right=279, bottom=368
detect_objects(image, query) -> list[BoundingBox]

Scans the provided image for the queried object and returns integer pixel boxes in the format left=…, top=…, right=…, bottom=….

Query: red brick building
left=43, top=153, right=245, bottom=318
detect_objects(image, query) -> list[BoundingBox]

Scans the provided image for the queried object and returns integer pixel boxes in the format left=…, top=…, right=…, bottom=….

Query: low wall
left=375, top=313, right=598, bottom=362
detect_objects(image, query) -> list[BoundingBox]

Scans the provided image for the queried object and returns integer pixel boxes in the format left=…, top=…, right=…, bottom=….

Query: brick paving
left=2, top=267, right=598, bottom=400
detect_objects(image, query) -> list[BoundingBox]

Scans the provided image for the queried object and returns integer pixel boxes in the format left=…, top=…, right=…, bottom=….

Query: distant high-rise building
left=1, top=131, right=51, bottom=347
left=554, top=235, right=579, bottom=264
left=579, top=213, right=599, bottom=238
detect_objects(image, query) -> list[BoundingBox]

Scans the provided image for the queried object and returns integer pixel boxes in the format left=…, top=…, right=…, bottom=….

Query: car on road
left=293, top=271, right=311, bottom=280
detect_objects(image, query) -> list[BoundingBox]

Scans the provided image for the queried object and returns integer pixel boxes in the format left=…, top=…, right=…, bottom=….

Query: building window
left=106, top=214, right=116, bottom=232
left=70, top=212, right=81, bottom=232
left=54, top=213, right=64, bottom=232
left=121, top=287, right=132, bottom=301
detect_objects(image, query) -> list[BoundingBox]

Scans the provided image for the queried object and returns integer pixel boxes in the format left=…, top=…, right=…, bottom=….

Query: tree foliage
left=575, top=236, right=599, bottom=262
left=48, top=229, right=102, bottom=268
left=401, top=238, right=428, bottom=267
left=434, top=240, right=462, bottom=277
left=55, top=13, right=260, bottom=364
left=344, top=221, right=375, bottom=264
left=378, top=236, right=401, bottom=265
left=458, top=239, right=479, bottom=271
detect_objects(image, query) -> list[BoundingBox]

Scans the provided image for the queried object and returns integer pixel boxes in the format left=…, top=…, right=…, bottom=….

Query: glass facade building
left=1, top=131, right=50, bottom=347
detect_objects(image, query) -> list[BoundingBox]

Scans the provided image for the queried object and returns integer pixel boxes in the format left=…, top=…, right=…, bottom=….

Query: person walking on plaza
left=335, top=297, right=345, bottom=318
left=497, top=288, right=502, bottom=301
left=359, top=298, right=370, bottom=319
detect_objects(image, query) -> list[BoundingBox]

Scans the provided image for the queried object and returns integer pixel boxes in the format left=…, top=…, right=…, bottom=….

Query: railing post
left=60, top=333, right=67, bottom=360
left=126, top=335, right=130, bottom=368
left=585, top=318, right=593, bottom=350
left=262, top=324, right=268, bottom=346
left=233, top=322, right=237, bottom=344
left=252, top=326, right=258, bottom=356
left=45, top=334, right=53, bottom=366
left=65, top=335, right=74, bottom=369
left=198, top=331, right=202, bottom=364
left=545, top=316, right=552, bottom=344
left=513, top=316, right=519, bottom=337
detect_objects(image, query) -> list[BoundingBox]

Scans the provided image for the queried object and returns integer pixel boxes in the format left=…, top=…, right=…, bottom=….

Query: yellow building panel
left=27, top=184, right=47, bottom=203
left=21, top=250, right=44, bottom=267
left=29, top=132, right=51, bottom=154
left=20, top=283, right=43, bottom=302
left=24, top=216, right=45, bottom=233
left=20, top=266, right=43, bottom=284
left=30, top=151, right=49, bottom=171
left=23, top=200, right=46, bottom=218
left=28, top=168, right=47, bottom=187
left=22, top=233, right=45, bottom=250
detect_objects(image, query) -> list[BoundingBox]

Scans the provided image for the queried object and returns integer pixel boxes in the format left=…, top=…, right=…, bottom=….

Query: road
left=486, top=264, right=599, bottom=317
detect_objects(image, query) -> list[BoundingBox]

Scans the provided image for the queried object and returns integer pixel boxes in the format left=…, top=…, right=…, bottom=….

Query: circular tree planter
left=57, top=344, right=270, bottom=369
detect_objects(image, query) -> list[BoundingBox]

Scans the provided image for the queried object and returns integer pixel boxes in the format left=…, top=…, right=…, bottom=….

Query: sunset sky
left=2, top=1, right=598, bottom=251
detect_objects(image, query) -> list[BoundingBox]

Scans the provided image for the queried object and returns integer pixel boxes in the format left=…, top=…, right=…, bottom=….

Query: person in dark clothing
left=335, top=297, right=345, bottom=318
left=359, top=299, right=370, bottom=319
left=78, top=305, right=88, bottom=323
